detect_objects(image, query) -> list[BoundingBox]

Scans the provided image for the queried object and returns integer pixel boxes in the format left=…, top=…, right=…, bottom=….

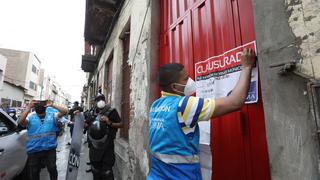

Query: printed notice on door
left=195, top=41, right=258, bottom=104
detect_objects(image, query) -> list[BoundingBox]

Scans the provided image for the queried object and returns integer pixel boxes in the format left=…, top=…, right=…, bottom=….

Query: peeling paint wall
left=93, top=0, right=160, bottom=179
left=252, top=0, right=320, bottom=179
left=285, top=0, right=320, bottom=78
left=124, top=1, right=160, bottom=179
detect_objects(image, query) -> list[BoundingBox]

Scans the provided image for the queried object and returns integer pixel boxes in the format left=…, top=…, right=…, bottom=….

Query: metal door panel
left=212, top=112, right=247, bottom=180
left=166, top=15, right=194, bottom=75
left=160, top=1, right=271, bottom=180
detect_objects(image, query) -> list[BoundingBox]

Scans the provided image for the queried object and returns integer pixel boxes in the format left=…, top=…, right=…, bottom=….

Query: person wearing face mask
left=18, top=100, right=68, bottom=180
left=147, top=48, right=255, bottom=180
left=86, top=93, right=123, bottom=180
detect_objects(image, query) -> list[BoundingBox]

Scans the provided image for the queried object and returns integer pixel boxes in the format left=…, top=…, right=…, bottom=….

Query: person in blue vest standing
left=147, top=48, right=255, bottom=180
left=18, top=100, right=68, bottom=180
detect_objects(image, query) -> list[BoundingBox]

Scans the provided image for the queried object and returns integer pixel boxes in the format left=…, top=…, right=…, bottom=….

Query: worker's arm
left=213, top=48, right=255, bottom=118
left=107, top=120, right=123, bottom=129
left=101, top=109, right=123, bottom=128
left=18, top=100, right=36, bottom=127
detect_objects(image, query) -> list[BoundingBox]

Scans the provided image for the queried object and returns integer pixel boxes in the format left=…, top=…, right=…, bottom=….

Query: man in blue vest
left=147, top=48, right=255, bottom=180
left=18, top=100, right=68, bottom=180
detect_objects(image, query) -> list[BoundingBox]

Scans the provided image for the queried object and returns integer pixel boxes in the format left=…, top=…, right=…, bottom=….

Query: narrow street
left=0, top=0, right=320, bottom=179
left=40, top=127, right=93, bottom=180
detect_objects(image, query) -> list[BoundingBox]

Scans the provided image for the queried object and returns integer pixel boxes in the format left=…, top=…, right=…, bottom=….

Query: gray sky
left=0, top=0, right=87, bottom=102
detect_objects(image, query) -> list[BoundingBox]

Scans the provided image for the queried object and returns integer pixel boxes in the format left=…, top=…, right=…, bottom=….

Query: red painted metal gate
left=160, top=0, right=271, bottom=179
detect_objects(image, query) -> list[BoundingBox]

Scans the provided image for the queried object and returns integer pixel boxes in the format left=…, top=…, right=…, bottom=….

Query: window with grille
left=29, top=81, right=37, bottom=91
left=32, top=65, right=37, bottom=74
left=12, top=100, right=17, bottom=107
left=11, top=100, right=22, bottom=107
left=16, top=101, right=22, bottom=107
left=1, top=98, right=11, bottom=109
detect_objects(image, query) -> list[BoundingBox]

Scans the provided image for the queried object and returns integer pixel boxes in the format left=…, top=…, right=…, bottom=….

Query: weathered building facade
left=82, top=0, right=320, bottom=179
left=82, top=0, right=158, bottom=179
left=0, top=48, right=71, bottom=108
left=41, top=74, right=71, bottom=107
left=253, top=0, right=320, bottom=179
left=0, top=48, right=41, bottom=107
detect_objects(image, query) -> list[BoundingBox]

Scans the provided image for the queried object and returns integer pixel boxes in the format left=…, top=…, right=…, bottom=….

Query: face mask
left=97, top=100, right=106, bottom=109
left=35, top=105, right=46, bottom=114
left=174, top=78, right=196, bottom=96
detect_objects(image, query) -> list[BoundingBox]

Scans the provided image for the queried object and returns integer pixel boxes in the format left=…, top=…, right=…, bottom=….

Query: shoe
left=67, top=142, right=71, bottom=145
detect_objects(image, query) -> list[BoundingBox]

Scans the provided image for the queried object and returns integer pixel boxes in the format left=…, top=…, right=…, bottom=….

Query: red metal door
left=160, top=0, right=271, bottom=180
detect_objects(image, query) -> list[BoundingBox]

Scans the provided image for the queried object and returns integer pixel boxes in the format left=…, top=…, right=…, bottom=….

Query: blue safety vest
left=148, top=95, right=202, bottom=180
left=149, top=95, right=200, bottom=157
left=26, top=107, right=58, bottom=154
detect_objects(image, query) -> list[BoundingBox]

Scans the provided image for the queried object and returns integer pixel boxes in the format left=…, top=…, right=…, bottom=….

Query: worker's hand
left=100, top=115, right=111, bottom=125
left=27, top=100, right=37, bottom=109
left=241, top=48, right=256, bottom=68
left=74, top=110, right=81, bottom=116
left=46, top=100, right=54, bottom=107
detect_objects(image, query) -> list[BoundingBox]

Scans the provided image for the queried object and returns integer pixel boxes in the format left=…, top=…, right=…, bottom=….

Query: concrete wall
left=252, top=0, right=320, bottom=179
left=0, top=82, right=25, bottom=106
left=92, top=0, right=160, bottom=179
left=0, top=48, right=29, bottom=88
left=285, top=0, right=320, bottom=79
left=24, top=53, right=40, bottom=98
left=0, top=49, right=42, bottom=102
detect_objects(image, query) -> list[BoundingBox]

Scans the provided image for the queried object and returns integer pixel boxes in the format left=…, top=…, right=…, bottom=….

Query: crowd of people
left=15, top=92, right=123, bottom=180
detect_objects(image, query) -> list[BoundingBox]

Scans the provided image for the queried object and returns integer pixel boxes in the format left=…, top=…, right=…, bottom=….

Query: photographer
left=18, top=100, right=68, bottom=180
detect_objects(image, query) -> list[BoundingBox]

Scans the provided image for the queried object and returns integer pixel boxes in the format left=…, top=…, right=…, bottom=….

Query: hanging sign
left=195, top=41, right=258, bottom=104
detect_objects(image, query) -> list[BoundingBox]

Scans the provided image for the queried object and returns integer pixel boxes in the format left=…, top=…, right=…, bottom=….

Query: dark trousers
left=69, top=124, right=74, bottom=137
left=90, top=142, right=115, bottom=180
left=91, top=161, right=114, bottom=180
left=27, top=149, right=58, bottom=180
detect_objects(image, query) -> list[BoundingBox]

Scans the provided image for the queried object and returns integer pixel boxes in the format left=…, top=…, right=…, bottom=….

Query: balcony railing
left=81, top=55, right=97, bottom=72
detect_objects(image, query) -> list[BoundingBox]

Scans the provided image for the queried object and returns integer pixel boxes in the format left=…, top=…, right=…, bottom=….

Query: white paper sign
left=195, top=41, right=258, bottom=104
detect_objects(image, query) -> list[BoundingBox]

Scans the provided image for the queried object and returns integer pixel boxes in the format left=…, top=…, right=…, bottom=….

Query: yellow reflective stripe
left=208, top=99, right=215, bottom=118
left=198, top=99, right=209, bottom=121
left=161, top=91, right=180, bottom=97
left=182, top=97, right=195, bottom=122
left=185, top=98, right=200, bottom=126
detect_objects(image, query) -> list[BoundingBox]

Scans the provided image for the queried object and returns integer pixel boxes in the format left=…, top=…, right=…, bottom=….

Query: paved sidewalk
left=40, top=128, right=93, bottom=180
